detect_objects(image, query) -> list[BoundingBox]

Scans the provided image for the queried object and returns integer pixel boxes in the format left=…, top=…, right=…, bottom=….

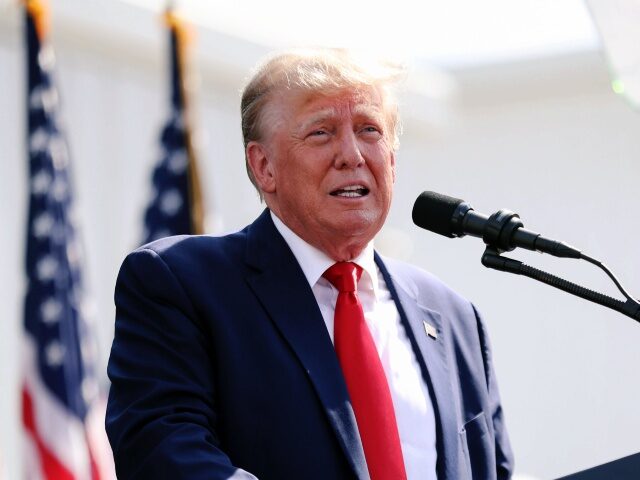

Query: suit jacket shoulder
left=381, top=256, right=472, bottom=308
left=108, top=211, right=367, bottom=480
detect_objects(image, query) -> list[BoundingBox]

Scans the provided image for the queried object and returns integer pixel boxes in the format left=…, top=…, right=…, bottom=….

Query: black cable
left=481, top=248, right=640, bottom=322
left=580, top=253, right=636, bottom=302
left=518, top=263, right=631, bottom=315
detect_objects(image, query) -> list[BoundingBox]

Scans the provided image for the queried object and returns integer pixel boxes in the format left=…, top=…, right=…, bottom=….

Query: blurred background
left=1, top=0, right=639, bottom=478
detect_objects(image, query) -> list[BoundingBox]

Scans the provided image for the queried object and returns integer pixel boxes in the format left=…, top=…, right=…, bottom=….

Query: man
left=106, top=48, right=514, bottom=479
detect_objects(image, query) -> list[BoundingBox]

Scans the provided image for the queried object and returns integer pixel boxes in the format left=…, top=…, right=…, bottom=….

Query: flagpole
left=24, top=0, right=49, bottom=41
left=141, top=4, right=206, bottom=243
left=165, top=5, right=205, bottom=235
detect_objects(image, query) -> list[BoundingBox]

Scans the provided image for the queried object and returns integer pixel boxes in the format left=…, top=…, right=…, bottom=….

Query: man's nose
left=333, top=131, right=365, bottom=169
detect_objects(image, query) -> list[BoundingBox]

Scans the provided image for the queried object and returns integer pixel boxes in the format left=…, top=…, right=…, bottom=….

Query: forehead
left=276, top=86, right=388, bottom=125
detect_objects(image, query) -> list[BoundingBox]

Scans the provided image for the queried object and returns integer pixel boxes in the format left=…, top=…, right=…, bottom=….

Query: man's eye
left=310, top=130, right=327, bottom=136
left=361, top=126, right=382, bottom=135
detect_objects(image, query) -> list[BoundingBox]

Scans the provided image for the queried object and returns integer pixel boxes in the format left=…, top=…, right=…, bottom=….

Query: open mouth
left=330, top=185, right=370, bottom=198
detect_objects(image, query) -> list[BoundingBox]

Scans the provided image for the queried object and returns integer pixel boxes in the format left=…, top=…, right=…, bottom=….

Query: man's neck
left=270, top=211, right=377, bottom=291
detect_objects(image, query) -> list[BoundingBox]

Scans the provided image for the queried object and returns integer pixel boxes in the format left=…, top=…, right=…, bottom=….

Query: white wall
left=392, top=55, right=640, bottom=477
left=2, top=2, right=639, bottom=479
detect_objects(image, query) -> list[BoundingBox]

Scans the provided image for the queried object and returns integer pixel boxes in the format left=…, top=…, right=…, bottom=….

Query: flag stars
left=30, top=127, right=50, bottom=154
left=44, top=341, right=66, bottom=368
left=29, top=86, right=42, bottom=109
left=36, top=256, right=59, bottom=281
left=41, top=298, right=63, bottom=324
left=27, top=14, right=100, bottom=419
left=50, top=136, right=69, bottom=170
left=29, top=85, right=58, bottom=113
left=37, top=45, right=56, bottom=72
left=66, top=241, right=81, bottom=266
left=167, top=151, right=188, bottom=174
left=32, top=212, right=55, bottom=239
left=41, top=86, right=59, bottom=113
left=50, top=178, right=69, bottom=202
left=31, top=170, right=52, bottom=195
left=159, top=189, right=183, bottom=216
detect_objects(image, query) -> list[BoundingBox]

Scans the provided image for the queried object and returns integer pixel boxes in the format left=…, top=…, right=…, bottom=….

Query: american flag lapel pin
left=423, top=320, right=438, bottom=340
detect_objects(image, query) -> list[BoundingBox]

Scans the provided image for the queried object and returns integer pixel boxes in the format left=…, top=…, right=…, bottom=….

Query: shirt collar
left=270, top=211, right=380, bottom=297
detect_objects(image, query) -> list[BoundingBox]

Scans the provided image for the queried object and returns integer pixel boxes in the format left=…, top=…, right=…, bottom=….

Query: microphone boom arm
left=481, top=247, right=640, bottom=323
left=411, top=191, right=640, bottom=323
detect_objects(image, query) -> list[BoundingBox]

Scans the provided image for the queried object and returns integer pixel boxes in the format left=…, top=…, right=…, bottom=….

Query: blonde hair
left=240, top=48, right=405, bottom=190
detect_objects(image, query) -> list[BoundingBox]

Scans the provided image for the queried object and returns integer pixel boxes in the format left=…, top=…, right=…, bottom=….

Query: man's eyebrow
left=297, top=108, right=337, bottom=131
left=352, top=103, right=384, bottom=120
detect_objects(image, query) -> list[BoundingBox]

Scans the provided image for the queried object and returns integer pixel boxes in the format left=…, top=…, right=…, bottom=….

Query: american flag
left=142, top=9, right=203, bottom=243
left=22, top=2, right=113, bottom=479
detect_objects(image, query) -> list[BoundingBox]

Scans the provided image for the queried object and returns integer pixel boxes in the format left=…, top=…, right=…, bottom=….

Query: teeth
left=331, top=184, right=368, bottom=197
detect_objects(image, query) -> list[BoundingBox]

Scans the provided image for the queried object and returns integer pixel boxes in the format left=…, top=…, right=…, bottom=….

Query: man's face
left=249, top=86, right=396, bottom=259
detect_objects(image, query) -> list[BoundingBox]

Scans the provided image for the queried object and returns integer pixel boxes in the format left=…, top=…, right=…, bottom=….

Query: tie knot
left=323, top=262, right=363, bottom=293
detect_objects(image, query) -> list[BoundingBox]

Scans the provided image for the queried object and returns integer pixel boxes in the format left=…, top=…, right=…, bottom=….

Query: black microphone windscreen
left=412, top=191, right=464, bottom=238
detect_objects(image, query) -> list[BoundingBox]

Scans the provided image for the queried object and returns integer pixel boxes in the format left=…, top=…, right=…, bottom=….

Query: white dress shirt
left=271, top=212, right=437, bottom=480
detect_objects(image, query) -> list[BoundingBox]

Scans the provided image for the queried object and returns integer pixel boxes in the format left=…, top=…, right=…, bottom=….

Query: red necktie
left=323, top=262, right=407, bottom=480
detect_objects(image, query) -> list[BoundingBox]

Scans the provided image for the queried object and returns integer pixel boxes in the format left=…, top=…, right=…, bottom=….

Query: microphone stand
left=459, top=205, right=640, bottom=322
left=481, top=247, right=640, bottom=323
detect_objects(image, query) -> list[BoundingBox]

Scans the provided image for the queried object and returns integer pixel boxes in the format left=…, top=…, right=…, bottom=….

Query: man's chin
left=327, top=211, right=383, bottom=239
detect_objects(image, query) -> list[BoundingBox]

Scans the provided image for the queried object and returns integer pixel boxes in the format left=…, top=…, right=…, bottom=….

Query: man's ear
left=390, top=151, right=396, bottom=183
left=246, top=141, right=276, bottom=193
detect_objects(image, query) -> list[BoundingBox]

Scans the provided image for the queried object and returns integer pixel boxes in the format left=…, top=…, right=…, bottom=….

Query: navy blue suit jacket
left=106, top=209, right=513, bottom=479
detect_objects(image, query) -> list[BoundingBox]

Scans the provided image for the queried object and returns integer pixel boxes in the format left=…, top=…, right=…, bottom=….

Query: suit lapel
left=244, top=210, right=369, bottom=480
left=375, top=253, right=462, bottom=480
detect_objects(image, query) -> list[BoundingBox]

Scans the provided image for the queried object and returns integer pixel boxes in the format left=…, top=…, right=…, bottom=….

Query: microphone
left=412, top=191, right=581, bottom=258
